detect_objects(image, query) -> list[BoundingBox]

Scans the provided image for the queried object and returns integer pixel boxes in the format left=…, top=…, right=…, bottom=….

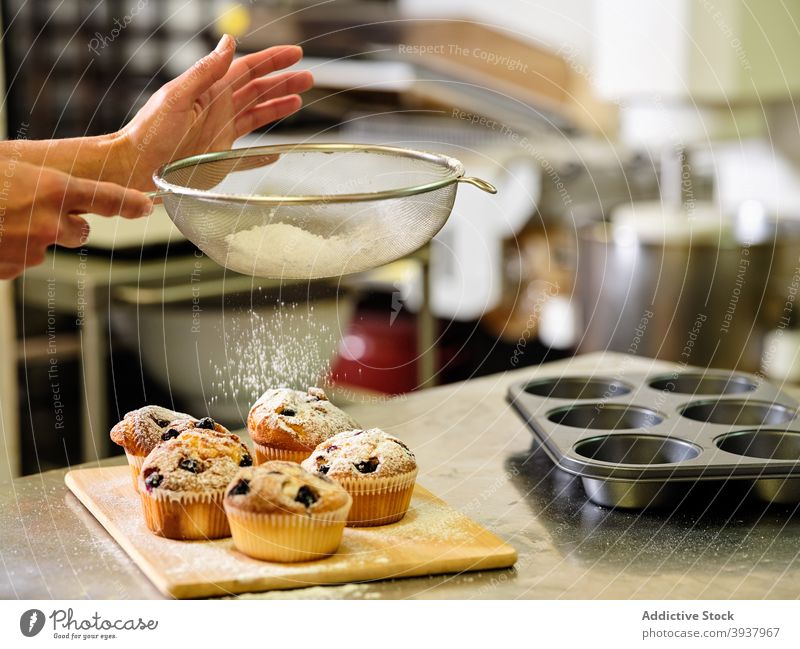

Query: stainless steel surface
left=507, top=367, right=800, bottom=508
left=575, top=219, right=800, bottom=371
left=3, top=353, right=800, bottom=599
left=154, top=143, right=496, bottom=279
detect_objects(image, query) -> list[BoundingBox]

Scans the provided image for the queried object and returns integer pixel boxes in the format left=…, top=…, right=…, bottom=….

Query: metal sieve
left=151, top=143, right=497, bottom=279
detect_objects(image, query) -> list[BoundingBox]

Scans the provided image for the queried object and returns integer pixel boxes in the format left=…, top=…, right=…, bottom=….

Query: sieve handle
left=458, top=176, right=497, bottom=194
left=147, top=191, right=169, bottom=200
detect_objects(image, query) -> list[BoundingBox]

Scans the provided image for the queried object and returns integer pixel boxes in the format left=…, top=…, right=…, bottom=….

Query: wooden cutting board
left=65, top=466, right=517, bottom=598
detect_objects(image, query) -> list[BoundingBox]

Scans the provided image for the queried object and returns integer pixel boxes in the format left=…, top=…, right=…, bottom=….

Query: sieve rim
left=152, top=142, right=466, bottom=205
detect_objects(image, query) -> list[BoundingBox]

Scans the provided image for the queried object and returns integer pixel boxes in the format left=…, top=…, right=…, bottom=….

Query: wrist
left=101, top=129, right=149, bottom=191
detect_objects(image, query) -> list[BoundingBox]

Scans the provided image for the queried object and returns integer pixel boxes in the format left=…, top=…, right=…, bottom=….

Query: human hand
left=0, top=159, right=152, bottom=279
left=119, top=35, right=313, bottom=190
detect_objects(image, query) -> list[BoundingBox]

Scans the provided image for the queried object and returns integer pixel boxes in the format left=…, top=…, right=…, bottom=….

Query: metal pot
left=575, top=208, right=800, bottom=371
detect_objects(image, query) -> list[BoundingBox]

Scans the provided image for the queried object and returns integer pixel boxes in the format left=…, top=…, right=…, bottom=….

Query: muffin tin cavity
left=524, top=377, right=631, bottom=400
left=547, top=404, right=663, bottom=430
left=580, top=477, right=686, bottom=510
left=507, top=369, right=800, bottom=510
left=715, top=429, right=800, bottom=461
left=680, top=400, right=795, bottom=426
left=714, top=430, right=800, bottom=504
left=648, top=373, right=756, bottom=395
left=574, top=434, right=700, bottom=465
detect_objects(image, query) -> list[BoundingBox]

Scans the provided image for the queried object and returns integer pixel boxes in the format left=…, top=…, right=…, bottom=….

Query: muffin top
left=110, top=405, right=194, bottom=455
left=224, top=461, right=351, bottom=515
left=301, top=428, right=416, bottom=480
left=140, top=429, right=252, bottom=494
left=247, top=387, right=358, bottom=451
left=159, top=416, right=230, bottom=440
left=110, top=404, right=231, bottom=457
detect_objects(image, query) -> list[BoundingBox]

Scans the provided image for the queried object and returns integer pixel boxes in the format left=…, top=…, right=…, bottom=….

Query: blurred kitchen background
left=3, top=0, right=800, bottom=477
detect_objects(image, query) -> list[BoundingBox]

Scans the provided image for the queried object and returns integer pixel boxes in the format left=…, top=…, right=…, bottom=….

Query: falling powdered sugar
left=210, top=301, right=339, bottom=412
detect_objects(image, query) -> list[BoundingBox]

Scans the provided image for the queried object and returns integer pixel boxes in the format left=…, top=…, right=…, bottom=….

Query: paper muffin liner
left=138, top=482, right=230, bottom=540
left=125, top=452, right=146, bottom=492
left=253, top=442, right=311, bottom=465
left=224, top=501, right=350, bottom=562
left=336, top=469, right=417, bottom=527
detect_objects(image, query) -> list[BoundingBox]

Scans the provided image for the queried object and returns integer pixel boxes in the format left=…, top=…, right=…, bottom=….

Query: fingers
left=54, top=214, right=90, bottom=248
left=0, top=238, right=46, bottom=268
left=66, top=177, right=153, bottom=219
left=0, top=162, right=154, bottom=277
left=223, top=45, right=303, bottom=93
left=167, top=34, right=236, bottom=101
left=232, top=70, right=313, bottom=116
left=235, top=94, right=303, bottom=138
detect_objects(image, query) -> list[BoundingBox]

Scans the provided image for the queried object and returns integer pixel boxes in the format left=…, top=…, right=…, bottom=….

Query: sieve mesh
left=153, top=143, right=495, bottom=279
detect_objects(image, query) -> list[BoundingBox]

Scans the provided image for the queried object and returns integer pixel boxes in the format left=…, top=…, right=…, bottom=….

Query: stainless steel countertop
left=2, top=353, right=799, bottom=599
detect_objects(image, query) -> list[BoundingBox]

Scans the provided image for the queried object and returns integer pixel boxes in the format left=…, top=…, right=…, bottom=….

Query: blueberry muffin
left=301, top=428, right=417, bottom=527
left=246, top=387, right=358, bottom=464
left=138, top=429, right=251, bottom=540
left=110, top=405, right=195, bottom=489
left=224, top=461, right=352, bottom=562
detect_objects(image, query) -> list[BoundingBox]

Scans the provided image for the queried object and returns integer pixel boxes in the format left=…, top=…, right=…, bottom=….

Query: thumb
left=171, top=34, right=236, bottom=100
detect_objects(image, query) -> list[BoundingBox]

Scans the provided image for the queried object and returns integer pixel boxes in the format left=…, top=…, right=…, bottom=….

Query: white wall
left=398, top=0, right=595, bottom=63
left=594, top=0, right=800, bottom=103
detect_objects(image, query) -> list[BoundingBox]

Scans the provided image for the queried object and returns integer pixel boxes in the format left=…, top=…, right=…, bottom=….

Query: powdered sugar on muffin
left=110, top=405, right=193, bottom=456
left=225, top=461, right=350, bottom=515
left=301, top=428, right=416, bottom=479
left=159, top=416, right=230, bottom=441
left=247, top=387, right=358, bottom=450
left=140, top=430, right=251, bottom=494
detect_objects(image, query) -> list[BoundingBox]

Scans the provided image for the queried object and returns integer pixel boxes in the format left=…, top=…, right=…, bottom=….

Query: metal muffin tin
left=507, top=369, right=800, bottom=509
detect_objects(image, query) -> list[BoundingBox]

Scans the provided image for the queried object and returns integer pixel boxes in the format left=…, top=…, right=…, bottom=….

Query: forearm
left=0, top=132, right=136, bottom=188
